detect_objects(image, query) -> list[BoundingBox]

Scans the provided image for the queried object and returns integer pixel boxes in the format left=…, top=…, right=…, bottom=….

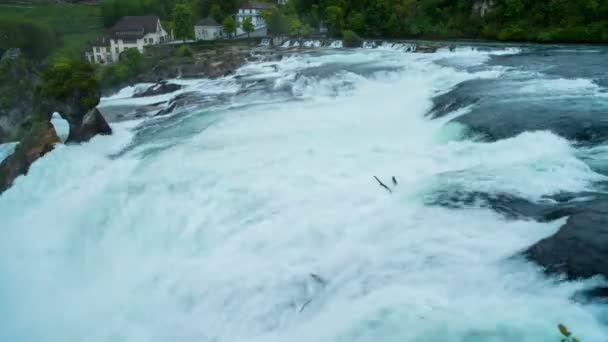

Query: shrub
left=175, top=45, right=193, bottom=58
left=497, top=25, right=527, bottom=41
left=342, top=29, right=362, bottom=48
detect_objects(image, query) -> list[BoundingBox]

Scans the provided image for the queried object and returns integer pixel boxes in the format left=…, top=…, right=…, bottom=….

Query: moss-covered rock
left=0, top=121, right=59, bottom=194
left=38, top=59, right=111, bottom=143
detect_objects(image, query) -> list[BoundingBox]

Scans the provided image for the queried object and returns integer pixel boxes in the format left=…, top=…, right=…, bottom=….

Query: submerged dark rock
left=0, top=122, right=59, bottom=194
left=525, top=196, right=608, bottom=280
left=429, top=187, right=608, bottom=281
left=133, top=82, right=181, bottom=98
left=454, top=103, right=608, bottom=144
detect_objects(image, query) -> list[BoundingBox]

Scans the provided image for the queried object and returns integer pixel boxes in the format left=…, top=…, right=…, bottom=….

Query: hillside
left=0, top=2, right=103, bottom=54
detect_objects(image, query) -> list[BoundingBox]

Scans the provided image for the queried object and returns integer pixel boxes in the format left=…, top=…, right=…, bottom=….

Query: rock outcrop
left=0, top=122, right=59, bottom=193
left=0, top=56, right=39, bottom=143
left=68, top=108, right=113, bottom=143
left=38, top=60, right=112, bottom=144
left=0, top=59, right=113, bottom=195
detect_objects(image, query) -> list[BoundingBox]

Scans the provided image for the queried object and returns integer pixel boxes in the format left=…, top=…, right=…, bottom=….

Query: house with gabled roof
left=194, top=17, right=224, bottom=41
left=86, top=15, right=170, bottom=64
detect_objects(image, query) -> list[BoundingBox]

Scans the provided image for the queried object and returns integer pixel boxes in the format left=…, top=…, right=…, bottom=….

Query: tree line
left=290, top=0, right=608, bottom=42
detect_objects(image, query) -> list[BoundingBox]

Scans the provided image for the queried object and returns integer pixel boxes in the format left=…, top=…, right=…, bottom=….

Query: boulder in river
left=133, top=82, right=181, bottom=98
left=0, top=121, right=59, bottom=194
left=67, top=108, right=112, bottom=143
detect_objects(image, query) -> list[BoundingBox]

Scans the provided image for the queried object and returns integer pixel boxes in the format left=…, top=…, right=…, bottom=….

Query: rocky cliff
left=0, top=58, right=112, bottom=195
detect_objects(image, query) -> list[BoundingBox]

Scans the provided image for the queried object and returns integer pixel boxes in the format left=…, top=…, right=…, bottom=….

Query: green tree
left=121, top=48, right=144, bottom=73
left=223, top=16, right=237, bottom=38
left=263, top=8, right=289, bottom=36
left=242, top=17, right=255, bottom=37
left=210, top=4, right=224, bottom=23
left=325, top=5, right=344, bottom=35
left=173, top=3, right=194, bottom=41
left=40, top=59, right=100, bottom=110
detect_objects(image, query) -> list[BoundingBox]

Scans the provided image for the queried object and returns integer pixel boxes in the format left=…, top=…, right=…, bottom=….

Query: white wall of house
left=87, top=19, right=169, bottom=64
left=237, top=8, right=265, bottom=28
left=195, top=26, right=223, bottom=40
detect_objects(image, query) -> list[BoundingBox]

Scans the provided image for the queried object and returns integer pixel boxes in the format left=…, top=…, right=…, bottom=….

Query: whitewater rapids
left=1, top=46, right=607, bottom=341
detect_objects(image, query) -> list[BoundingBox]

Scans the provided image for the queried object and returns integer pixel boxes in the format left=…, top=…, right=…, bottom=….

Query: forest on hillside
left=292, top=0, right=608, bottom=42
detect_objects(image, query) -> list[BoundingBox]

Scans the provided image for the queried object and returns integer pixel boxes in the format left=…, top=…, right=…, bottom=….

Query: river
left=1, top=42, right=607, bottom=341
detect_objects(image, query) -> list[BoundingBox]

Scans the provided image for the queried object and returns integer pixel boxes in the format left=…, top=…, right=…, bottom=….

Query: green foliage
left=40, top=59, right=100, bottom=110
left=292, top=0, right=608, bottom=43
left=242, top=17, right=255, bottom=37
left=342, top=29, right=361, bottom=47
left=222, top=16, right=237, bottom=38
left=97, top=48, right=146, bottom=90
left=173, top=3, right=194, bottom=40
left=175, top=44, right=194, bottom=58
left=101, top=0, right=174, bottom=28
left=121, top=48, right=145, bottom=73
left=263, top=8, right=290, bottom=36
left=324, top=5, right=343, bottom=35
left=194, top=0, right=241, bottom=24
left=0, top=19, right=61, bottom=61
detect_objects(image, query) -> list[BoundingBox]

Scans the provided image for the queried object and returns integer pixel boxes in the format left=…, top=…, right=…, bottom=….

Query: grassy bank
left=0, top=3, right=103, bottom=55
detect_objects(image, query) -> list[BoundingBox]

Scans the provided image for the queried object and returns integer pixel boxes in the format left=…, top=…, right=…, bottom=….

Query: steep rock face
left=0, top=122, right=59, bottom=194
left=68, top=108, right=113, bottom=143
left=0, top=57, right=39, bottom=143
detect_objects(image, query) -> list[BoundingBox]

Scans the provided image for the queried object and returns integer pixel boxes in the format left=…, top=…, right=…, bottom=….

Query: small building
left=194, top=17, right=224, bottom=41
left=85, top=15, right=170, bottom=64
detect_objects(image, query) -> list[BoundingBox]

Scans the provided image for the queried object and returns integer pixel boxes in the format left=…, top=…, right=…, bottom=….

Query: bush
left=497, top=25, right=527, bottom=41
left=175, top=45, right=193, bottom=58
left=342, top=29, right=362, bottom=48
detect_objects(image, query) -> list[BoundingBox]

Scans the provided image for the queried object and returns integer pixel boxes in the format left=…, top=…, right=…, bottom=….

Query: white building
left=86, top=16, right=169, bottom=64
left=194, top=17, right=224, bottom=41
left=236, top=1, right=275, bottom=30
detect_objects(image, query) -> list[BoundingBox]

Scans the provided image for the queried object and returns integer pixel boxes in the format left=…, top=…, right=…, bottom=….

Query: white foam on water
left=100, top=83, right=155, bottom=102
left=0, top=142, right=17, bottom=162
left=1, top=47, right=606, bottom=342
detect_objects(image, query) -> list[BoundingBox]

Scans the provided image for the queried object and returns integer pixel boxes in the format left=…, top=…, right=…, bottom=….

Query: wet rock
left=0, top=56, right=39, bottom=143
left=67, top=108, right=112, bottom=143
left=0, top=122, right=59, bottom=194
left=454, top=102, right=608, bottom=144
left=525, top=196, right=608, bottom=280
left=416, top=44, right=441, bottom=53
left=133, top=82, right=181, bottom=98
